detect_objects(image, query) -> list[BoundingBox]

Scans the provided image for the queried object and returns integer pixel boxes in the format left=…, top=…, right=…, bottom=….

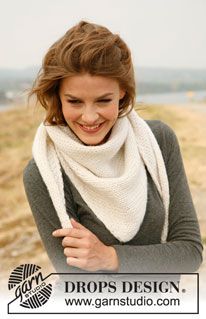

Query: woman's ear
left=120, top=90, right=126, bottom=100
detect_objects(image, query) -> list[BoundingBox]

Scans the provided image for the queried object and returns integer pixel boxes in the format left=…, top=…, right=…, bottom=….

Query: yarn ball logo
left=8, top=264, right=52, bottom=309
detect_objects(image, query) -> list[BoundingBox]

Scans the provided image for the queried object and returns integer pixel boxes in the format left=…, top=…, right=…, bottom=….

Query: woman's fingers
left=64, top=247, right=88, bottom=258
left=61, top=236, right=83, bottom=248
left=52, top=227, right=86, bottom=239
left=66, top=257, right=86, bottom=269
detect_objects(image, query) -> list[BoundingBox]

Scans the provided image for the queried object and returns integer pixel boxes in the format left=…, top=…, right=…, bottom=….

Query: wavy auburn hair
left=29, top=21, right=136, bottom=125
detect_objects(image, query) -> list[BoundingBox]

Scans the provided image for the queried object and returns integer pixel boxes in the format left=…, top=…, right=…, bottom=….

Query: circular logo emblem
left=8, top=264, right=52, bottom=309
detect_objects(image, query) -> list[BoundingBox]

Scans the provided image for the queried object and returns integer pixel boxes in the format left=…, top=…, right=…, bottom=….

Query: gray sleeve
left=23, top=159, right=89, bottom=274
left=112, top=122, right=203, bottom=273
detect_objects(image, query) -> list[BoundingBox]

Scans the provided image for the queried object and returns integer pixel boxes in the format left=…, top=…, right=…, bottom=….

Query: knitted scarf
left=32, top=109, right=169, bottom=243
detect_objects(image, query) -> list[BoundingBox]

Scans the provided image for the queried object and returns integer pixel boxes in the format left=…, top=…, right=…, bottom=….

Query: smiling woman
left=23, top=20, right=203, bottom=275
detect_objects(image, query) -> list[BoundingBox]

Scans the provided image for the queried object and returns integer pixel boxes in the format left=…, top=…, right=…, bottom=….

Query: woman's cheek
left=104, top=105, right=119, bottom=120
left=62, top=107, right=80, bottom=121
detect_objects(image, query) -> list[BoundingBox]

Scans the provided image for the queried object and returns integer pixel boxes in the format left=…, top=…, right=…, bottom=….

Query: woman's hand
left=52, top=218, right=119, bottom=272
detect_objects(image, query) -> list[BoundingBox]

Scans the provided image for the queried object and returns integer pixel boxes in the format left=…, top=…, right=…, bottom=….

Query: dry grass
left=0, top=104, right=52, bottom=281
left=0, top=102, right=206, bottom=287
left=136, top=102, right=206, bottom=192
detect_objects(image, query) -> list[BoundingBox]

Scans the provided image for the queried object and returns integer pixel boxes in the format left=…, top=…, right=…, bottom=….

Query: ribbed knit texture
left=32, top=110, right=169, bottom=243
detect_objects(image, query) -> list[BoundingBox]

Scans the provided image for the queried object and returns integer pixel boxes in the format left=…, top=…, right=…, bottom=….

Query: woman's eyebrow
left=64, top=93, right=114, bottom=99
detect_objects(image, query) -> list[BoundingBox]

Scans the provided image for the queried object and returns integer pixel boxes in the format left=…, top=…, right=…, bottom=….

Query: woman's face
left=59, top=73, right=125, bottom=146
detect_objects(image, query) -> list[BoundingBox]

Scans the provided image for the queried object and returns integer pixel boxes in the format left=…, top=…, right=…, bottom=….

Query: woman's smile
left=77, top=121, right=106, bottom=133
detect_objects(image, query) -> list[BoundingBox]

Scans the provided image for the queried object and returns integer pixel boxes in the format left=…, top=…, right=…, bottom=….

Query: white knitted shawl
left=32, top=109, right=169, bottom=243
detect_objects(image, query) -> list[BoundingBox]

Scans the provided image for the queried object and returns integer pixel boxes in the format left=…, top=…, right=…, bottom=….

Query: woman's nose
left=81, top=107, right=99, bottom=123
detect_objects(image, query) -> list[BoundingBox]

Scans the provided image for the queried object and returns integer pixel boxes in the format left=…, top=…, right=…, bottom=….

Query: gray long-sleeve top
left=23, top=120, right=203, bottom=274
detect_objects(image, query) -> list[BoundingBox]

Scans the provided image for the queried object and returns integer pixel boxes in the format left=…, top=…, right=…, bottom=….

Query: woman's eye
left=67, top=100, right=81, bottom=104
left=98, top=99, right=112, bottom=103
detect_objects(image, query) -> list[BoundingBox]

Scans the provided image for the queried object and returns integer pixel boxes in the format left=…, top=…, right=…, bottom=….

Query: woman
left=23, top=20, right=203, bottom=274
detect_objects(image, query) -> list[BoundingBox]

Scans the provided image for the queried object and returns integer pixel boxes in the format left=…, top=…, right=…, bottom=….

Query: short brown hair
left=29, top=21, right=136, bottom=125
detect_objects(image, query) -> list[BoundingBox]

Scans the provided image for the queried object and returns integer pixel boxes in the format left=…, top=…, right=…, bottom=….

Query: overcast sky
left=0, top=0, right=206, bottom=70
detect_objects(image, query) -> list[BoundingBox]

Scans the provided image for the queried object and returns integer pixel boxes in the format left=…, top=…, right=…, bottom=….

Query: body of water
left=137, top=90, right=206, bottom=105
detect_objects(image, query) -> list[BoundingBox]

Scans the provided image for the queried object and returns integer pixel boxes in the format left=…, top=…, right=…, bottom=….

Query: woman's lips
left=77, top=122, right=105, bottom=133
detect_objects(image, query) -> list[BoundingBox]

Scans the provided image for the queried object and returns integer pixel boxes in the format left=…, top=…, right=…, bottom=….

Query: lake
left=137, top=90, right=206, bottom=105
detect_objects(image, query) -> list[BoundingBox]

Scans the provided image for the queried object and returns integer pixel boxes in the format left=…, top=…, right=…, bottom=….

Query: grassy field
left=0, top=101, right=206, bottom=285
